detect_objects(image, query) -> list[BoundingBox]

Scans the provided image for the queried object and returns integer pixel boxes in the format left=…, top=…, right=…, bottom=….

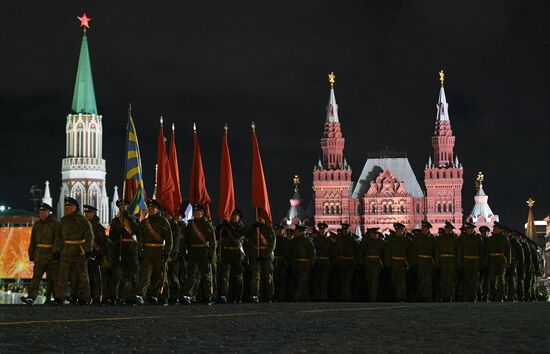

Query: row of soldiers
left=21, top=198, right=544, bottom=305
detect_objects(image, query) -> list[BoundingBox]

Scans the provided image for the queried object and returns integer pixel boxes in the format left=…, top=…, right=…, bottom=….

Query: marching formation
left=22, top=199, right=544, bottom=305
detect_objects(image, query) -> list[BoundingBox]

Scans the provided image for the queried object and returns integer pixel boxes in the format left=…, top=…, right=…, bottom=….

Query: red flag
left=156, top=118, right=175, bottom=216
left=189, top=124, right=212, bottom=218
left=169, top=124, right=183, bottom=217
left=218, top=125, right=235, bottom=222
left=251, top=122, right=272, bottom=224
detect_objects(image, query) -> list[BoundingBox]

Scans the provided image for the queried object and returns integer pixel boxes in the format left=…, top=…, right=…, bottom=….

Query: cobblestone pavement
left=0, top=302, right=548, bottom=353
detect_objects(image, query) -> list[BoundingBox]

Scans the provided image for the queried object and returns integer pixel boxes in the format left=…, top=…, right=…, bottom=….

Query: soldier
left=336, top=223, right=359, bottom=302
left=108, top=199, right=140, bottom=305
left=182, top=204, right=216, bottom=304
left=83, top=205, right=110, bottom=304
left=21, top=203, right=60, bottom=305
left=525, top=239, right=539, bottom=301
left=478, top=225, right=491, bottom=301
left=359, top=227, right=385, bottom=302
left=165, top=215, right=181, bottom=304
left=218, top=209, right=247, bottom=303
left=136, top=200, right=172, bottom=305
left=245, top=215, right=276, bottom=302
left=176, top=206, right=188, bottom=303
left=435, top=221, right=460, bottom=302
left=54, top=197, right=94, bottom=305
left=384, top=223, right=412, bottom=302
left=273, top=225, right=290, bottom=302
left=312, top=223, right=334, bottom=301
left=506, top=228, right=524, bottom=302
left=485, top=222, right=511, bottom=302
left=288, top=225, right=316, bottom=301
left=411, top=221, right=435, bottom=302
left=458, top=222, right=483, bottom=301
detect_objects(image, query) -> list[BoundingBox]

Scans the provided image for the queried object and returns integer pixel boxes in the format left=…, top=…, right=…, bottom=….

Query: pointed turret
left=326, top=72, right=339, bottom=123
left=281, top=175, right=306, bottom=226
left=42, top=181, right=53, bottom=207
left=71, top=22, right=97, bottom=115
left=110, top=186, right=119, bottom=220
left=467, top=172, right=498, bottom=230
left=431, top=70, right=455, bottom=167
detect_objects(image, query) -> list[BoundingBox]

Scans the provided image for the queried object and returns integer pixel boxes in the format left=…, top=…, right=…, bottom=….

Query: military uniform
left=55, top=198, right=94, bottom=304
left=218, top=220, right=247, bottom=303
left=288, top=227, right=315, bottom=301
left=507, top=233, right=524, bottom=301
left=359, top=229, right=385, bottom=302
left=485, top=223, right=511, bottom=301
left=86, top=210, right=110, bottom=303
left=458, top=226, right=483, bottom=301
left=177, top=218, right=188, bottom=300
left=24, top=205, right=60, bottom=304
left=184, top=217, right=216, bottom=303
left=164, top=219, right=181, bottom=303
left=336, top=226, right=359, bottom=302
left=384, top=224, right=411, bottom=302
left=412, top=229, right=435, bottom=302
left=137, top=206, right=173, bottom=303
left=435, top=223, right=460, bottom=302
left=109, top=211, right=140, bottom=303
left=312, top=225, right=334, bottom=301
left=245, top=222, right=276, bottom=302
left=273, top=228, right=291, bottom=301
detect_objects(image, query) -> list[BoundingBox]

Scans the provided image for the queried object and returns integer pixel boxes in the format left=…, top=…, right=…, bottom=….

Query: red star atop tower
left=77, top=13, right=91, bottom=30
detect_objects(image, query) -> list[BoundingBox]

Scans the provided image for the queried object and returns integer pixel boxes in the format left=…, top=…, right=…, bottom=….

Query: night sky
left=1, top=1, right=549, bottom=229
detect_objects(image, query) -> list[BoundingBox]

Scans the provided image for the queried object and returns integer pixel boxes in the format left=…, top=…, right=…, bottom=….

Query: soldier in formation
left=24, top=199, right=544, bottom=305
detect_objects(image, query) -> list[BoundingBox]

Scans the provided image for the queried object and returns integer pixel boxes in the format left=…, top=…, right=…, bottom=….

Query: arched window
left=325, top=205, right=329, bottom=215
left=443, top=204, right=447, bottom=212
left=416, top=203, right=420, bottom=213
left=336, top=205, right=340, bottom=215
left=383, top=205, right=388, bottom=213
left=331, top=206, right=335, bottom=215
left=437, top=204, right=442, bottom=213
left=448, top=204, right=452, bottom=212
left=371, top=204, right=376, bottom=214
left=388, top=204, right=393, bottom=213
left=400, top=205, right=405, bottom=213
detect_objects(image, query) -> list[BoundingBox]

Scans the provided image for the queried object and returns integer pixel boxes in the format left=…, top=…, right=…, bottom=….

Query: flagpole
left=119, top=103, right=131, bottom=262
left=252, top=122, right=260, bottom=261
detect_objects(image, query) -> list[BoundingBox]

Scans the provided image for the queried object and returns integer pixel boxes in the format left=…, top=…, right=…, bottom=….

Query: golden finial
left=172, top=123, right=175, bottom=131
left=439, top=70, right=445, bottom=86
left=128, top=102, right=132, bottom=114
left=475, top=171, right=484, bottom=190
left=224, top=123, right=228, bottom=132
left=328, top=72, right=336, bottom=87
left=159, top=116, right=163, bottom=125
left=193, top=122, right=197, bottom=132
left=527, top=198, right=535, bottom=208
left=251, top=121, right=256, bottom=132
left=293, top=175, right=300, bottom=192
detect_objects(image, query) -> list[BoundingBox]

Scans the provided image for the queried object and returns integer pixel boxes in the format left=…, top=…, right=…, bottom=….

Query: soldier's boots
left=218, top=296, right=228, bottom=304
left=20, top=296, right=34, bottom=305
left=251, top=296, right=260, bottom=303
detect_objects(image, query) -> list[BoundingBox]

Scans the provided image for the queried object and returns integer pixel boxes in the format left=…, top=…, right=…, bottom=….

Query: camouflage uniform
left=137, top=213, right=172, bottom=301
left=507, top=235, right=524, bottom=301
left=458, top=231, right=483, bottom=301
left=245, top=223, right=276, bottom=301
left=218, top=220, right=247, bottom=302
left=109, top=213, right=140, bottom=302
left=288, top=232, right=315, bottom=301
left=273, top=231, right=291, bottom=301
left=184, top=218, right=216, bottom=302
left=435, top=231, right=460, bottom=301
left=359, top=233, right=385, bottom=302
left=485, top=229, right=511, bottom=301
left=27, top=216, right=61, bottom=302
left=336, top=231, right=359, bottom=301
left=411, top=232, right=435, bottom=302
left=312, top=233, right=335, bottom=301
left=384, top=233, right=411, bottom=302
left=88, top=215, right=110, bottom=303
left=55, top=212, right=94, bottom=303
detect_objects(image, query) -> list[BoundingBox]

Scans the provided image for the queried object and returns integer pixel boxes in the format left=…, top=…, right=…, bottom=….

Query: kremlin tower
left=423, top=70, right=463, bottom=230
left=312, top=73, right=353, bottom=229
left=56, top=14, right=109, bottom=224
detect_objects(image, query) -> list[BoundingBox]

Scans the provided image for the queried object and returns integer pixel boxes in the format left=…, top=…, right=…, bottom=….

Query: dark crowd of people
left=20, top=197, right=545, bottom=306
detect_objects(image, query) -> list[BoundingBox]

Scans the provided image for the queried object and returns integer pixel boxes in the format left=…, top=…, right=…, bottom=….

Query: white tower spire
left=42, top=181, right=53, bottom=207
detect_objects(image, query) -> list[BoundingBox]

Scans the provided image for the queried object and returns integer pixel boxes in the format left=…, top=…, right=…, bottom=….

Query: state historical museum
left=313, top=72, right=463, bottom=233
